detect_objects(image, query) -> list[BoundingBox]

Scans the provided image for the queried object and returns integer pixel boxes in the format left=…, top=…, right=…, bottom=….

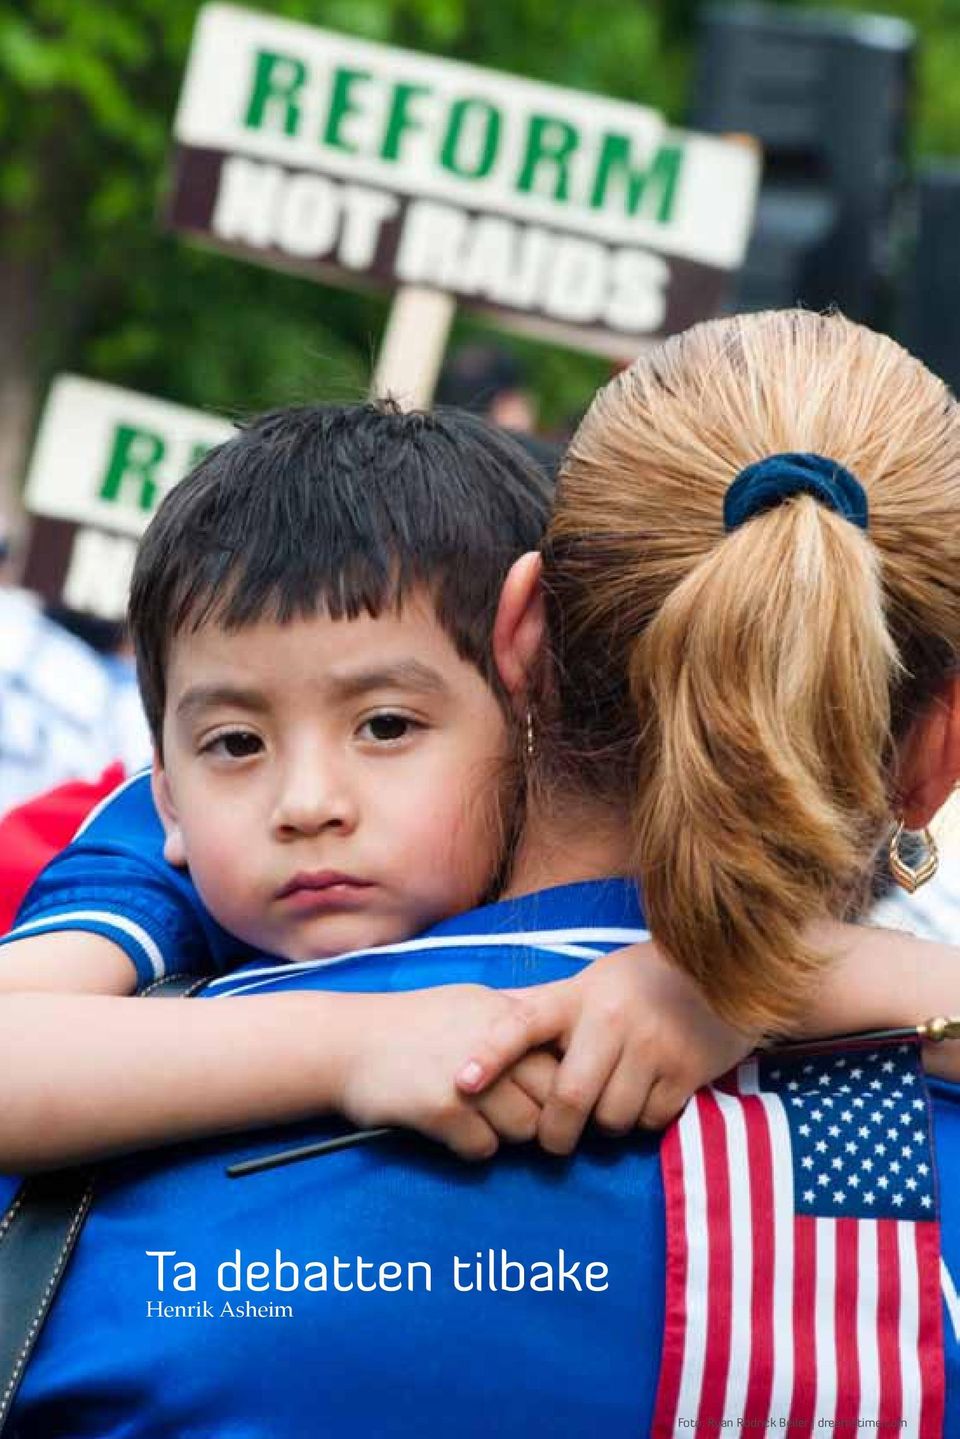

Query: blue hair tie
left=723, top=452, right=868, bottom=533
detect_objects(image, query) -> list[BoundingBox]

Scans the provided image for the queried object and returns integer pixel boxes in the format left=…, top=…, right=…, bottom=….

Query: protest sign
left=21, top=376, right=232, bottom=620
left=168, top=3, right=761, bottom=364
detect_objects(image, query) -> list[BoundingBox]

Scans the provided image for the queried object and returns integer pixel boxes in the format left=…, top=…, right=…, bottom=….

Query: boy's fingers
left=592, top=1056, right=653, bottom=1134
left=475, top=1077, right=542, bottom=1144
left=537, top=1020, right=623, bottom=1156
left=455, top=989, right=570, bottom=1094
left=637, top=1077, right=687, bottom=1132
left=435, top=1109, right=501, bottom=1162
left=507, top=1050, right=559, bottom=1107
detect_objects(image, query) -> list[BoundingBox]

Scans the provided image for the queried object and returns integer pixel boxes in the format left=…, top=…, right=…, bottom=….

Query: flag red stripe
left=833, top=1217, right=860, bottom=1426
left=651, top=1118, right=688, bottom=1438
left=875, top=1219, right=902, bottom=1430
left=740, top=1094, right=775, bottom=1422
left=915, top=1222, right=945, bottom=1439
left=787, top=1216, right=817, bottom=1436
left=695, top=1090, right=733, bottom=1428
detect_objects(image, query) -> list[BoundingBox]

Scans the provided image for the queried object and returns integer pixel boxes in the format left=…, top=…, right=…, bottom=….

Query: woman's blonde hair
left=542, top=309, right=960, bottom=1031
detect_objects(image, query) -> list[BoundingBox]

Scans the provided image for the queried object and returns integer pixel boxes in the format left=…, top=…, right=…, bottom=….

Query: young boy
left=2, top=401, right=734, bottom=1172
left=0, top=403, right=547, bottom=1161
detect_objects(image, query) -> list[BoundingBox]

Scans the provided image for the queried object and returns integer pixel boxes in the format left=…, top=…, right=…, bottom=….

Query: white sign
left=24, top=376, right=233, bottom=538
left=169, top=4, right=761, bottom=354
left=22, top=376, right=233, bottom=619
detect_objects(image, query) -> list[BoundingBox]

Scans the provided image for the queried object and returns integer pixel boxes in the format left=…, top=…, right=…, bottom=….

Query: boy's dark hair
left=129, top=401, right=551, bottom=742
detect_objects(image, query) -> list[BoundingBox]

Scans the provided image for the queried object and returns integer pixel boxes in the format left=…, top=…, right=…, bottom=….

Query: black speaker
left=692, top=4, right=915, bottom=323
left=901, top=164, right=960, bottom=394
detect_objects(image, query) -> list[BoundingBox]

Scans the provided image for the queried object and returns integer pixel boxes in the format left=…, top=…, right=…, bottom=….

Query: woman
left=495, top=305, right=960, bottom=1039
left=8, top=310, right=960, bottom=1436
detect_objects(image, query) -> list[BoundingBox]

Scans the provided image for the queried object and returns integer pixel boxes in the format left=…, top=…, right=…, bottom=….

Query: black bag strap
left=0, top=973, right=202, bottom=1433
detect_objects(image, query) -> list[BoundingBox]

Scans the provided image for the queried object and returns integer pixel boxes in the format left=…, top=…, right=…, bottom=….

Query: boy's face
left=153, top=590, right=511, bottom=961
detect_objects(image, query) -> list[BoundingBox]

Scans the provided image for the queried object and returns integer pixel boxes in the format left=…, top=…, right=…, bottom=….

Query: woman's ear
left=492, top=551, right=545, bottom=705
left=151, top=755, right=188, bottom=869
left=898, top=673, right=960, bottom=828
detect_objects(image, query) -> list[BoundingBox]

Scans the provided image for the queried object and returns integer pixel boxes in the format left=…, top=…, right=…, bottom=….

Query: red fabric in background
left=0, top=763, right=126, bottom=934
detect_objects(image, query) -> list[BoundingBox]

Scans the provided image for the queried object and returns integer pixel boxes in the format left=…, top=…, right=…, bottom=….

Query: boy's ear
left=492, top=551, right=545, bottom=705
left=898, top=673, right=960, bottom=828
left=151, top=756, right=188, bottom=869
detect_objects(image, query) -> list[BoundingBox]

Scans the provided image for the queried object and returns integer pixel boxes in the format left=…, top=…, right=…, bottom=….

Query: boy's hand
left=454, top=945, right=758, bottom=1154
left=332, top=986, right=558, bottom=1162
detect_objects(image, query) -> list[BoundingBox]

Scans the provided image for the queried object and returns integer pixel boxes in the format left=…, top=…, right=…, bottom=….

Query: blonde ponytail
left=632, top=497, right=896, bottom=1030
left=544, top=310, right=960, bottom=1031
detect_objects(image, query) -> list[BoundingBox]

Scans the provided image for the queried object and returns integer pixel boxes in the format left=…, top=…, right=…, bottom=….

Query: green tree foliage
left=0, top=0, right=680, bottom=478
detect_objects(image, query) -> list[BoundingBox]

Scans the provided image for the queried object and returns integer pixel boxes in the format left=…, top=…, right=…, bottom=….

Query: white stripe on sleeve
left=4, top=909, right=165, bottom=980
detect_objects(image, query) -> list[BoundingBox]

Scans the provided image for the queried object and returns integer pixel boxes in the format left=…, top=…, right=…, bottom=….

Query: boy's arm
left=790, top=920, right=960, bottom=1081
left=456, top=923, right=960, bottom=1149
left=0, top=989, right=359, bottom=1170
left=0, top=983, right=555, bottom=1172
left=0, top=932, right=135, bottom=994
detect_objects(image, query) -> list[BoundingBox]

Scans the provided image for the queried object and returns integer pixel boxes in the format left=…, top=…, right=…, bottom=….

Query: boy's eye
left=204, top=731, right=263, bottom=759
left=358, top=713, right=417, bottom=743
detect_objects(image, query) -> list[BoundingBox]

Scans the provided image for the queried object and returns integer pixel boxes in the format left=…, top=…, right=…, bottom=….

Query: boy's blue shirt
left=1, top=769, right=252, bottom=983
left=1, top=877, right=959, bottom=1437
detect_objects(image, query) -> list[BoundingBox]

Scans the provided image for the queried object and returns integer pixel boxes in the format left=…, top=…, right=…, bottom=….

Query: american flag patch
left=652, top=1042, right=943, bottom=1437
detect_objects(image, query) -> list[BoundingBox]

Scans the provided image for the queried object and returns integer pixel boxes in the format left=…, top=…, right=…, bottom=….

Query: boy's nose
left=271, top=760, right=358, bottom=838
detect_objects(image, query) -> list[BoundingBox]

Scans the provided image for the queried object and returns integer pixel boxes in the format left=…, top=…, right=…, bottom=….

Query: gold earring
left=888, top=818, right=939, bottom=893
left=525, top=710, right=535, bottom=761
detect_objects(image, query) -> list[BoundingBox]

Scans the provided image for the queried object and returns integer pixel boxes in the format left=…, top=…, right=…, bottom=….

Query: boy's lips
left=275, top=871, right=374, bottom=906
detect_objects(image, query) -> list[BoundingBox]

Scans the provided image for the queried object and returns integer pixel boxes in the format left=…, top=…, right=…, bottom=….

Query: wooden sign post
left=371, top=287, right=457, bottom=409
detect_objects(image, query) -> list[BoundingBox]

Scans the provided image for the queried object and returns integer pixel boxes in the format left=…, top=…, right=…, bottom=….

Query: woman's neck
left=502, top=791, right=633, bottom=899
